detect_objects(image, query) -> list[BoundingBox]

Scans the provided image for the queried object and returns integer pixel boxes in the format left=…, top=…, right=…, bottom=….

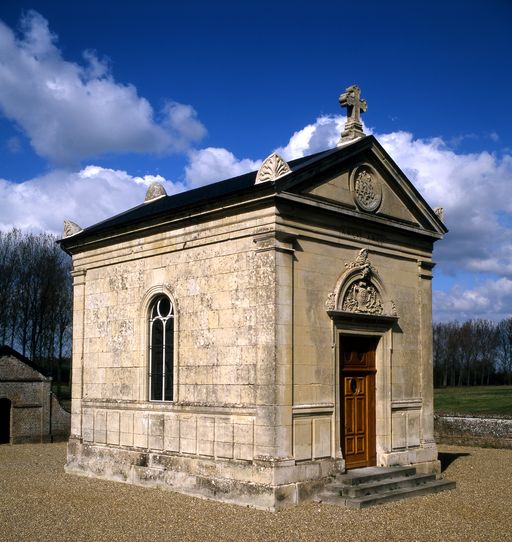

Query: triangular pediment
left=276, top=136, right=446, bottom=237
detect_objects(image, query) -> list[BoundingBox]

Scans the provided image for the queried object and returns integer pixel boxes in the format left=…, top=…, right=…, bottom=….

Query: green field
left=434, top=386, right=512, bottom=417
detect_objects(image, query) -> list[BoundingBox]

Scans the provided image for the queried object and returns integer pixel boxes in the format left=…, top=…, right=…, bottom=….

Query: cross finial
left=337, top=84, right=367, bottom=145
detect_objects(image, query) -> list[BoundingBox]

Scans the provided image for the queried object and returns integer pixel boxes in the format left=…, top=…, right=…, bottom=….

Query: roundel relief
left=350, top=165, right=382, bottom=212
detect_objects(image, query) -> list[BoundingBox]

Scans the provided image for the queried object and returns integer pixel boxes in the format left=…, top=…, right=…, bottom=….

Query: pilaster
left=70, top=268, right=86, bottom=440
left=417, top=260, right=437, bottom=449
left=253, top=231, right=295, bottom=460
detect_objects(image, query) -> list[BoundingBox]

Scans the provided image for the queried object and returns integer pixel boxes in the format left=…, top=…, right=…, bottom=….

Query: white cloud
left=0, top=11, right=206, bottom=165
left=434, top=278, right=512, bottom=322
left=0, top=166, right=186, bottom=235
left=1, top=103, right=511, bottom=322
left=162, top=102, right=207, bottom=150
left=377, top=132, right=512, bottom=278
left=185, top=147, right=261, bottom=188
left=276, top=115, right=346, bottom=160
left=183, top=116, right=347, bottom=187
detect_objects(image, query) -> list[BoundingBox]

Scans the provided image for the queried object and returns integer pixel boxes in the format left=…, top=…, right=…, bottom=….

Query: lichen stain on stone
left=108, top=267, right=128, bottom=291
left=118, top=319, right=134, bottom=336
left=96, top=319, right=107, bottom=337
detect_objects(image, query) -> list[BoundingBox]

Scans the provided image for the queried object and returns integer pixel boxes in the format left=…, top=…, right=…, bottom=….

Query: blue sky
left=0, top=1, right=511, bottom=322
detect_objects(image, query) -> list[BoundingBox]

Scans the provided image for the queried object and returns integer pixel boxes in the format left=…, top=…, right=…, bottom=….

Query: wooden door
left=340, top=336, right=377, bottom=469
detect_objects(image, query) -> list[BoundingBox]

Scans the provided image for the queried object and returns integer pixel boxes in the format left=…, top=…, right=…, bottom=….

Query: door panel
left=340, top=337, right=377, bottom=469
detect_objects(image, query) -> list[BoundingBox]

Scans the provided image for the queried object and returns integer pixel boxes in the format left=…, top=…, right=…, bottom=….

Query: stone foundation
left=65, top=439, right=339, bottom=511
left=378, top=441, right=441, bottom=475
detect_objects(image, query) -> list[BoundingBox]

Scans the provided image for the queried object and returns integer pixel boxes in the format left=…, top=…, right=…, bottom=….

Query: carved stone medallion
left=350, top=165, right=382, bottom=212
left=342, top=281, right=383, bottom=315
left=327, top=248, right=398, bottom=317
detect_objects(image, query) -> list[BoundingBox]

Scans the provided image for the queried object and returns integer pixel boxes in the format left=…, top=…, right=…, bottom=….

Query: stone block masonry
left=435, top=415, right=512, bottom=449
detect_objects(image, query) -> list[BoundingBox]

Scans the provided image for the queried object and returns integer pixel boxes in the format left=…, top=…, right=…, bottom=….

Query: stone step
left=315, top=466, right=456, bottom=508
left=343, top=479, right=457, bottom=508
left=316, top=479, right=456, bottom=508
left=326, top=472, right=437, bottom=498
left=334, top=466, right=417, bottom=486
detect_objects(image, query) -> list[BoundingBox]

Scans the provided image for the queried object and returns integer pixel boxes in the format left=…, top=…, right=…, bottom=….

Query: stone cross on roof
left=337, top=84, right=367, bottom=145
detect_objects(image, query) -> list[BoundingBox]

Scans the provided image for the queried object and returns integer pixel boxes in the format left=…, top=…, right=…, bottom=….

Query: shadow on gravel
left=438, top=451, right=470, bottom=472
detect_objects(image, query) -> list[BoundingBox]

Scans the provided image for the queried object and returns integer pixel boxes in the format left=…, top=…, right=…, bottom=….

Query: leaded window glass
left=148, top=295, right=174, bottom=401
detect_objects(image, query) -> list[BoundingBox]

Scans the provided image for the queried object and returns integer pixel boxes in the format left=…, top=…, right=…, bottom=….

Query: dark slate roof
left=59, top=144, right=345, bottom=248
left=0, top=345, right=50, bottom=379
left=59, top=135, right=446, bottom=251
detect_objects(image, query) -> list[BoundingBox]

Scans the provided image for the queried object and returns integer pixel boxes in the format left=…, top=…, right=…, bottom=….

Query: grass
left=434, top=385, right=512, bottom=417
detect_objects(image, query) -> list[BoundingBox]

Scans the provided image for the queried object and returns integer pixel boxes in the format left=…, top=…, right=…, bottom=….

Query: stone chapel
left=59, top=86, right=450, bottom=509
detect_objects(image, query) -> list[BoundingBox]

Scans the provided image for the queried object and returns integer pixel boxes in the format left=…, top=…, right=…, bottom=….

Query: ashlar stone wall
left=278, top=203, right=438, bottom=471
left=66, top=156, right=442, bottom=507
left=70, top=208, right=289, bottom=471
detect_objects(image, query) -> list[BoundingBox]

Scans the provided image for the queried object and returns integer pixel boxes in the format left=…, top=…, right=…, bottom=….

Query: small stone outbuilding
left=59, top=88, right=447, bottom=510
left=0, top=345, right=70, bottom=444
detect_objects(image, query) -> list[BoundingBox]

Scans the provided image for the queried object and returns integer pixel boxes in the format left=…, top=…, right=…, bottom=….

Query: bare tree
left=0, top=229, right=21, bottom=346
left=0, top=228, right=72, bottom=379
left=433, top=319, right=501, bottom=387
left=497, top=318, right=512, bottom=385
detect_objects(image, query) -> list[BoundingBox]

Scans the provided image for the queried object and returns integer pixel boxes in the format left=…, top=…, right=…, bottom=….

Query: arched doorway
left=0, top=398, right=11, bottom=444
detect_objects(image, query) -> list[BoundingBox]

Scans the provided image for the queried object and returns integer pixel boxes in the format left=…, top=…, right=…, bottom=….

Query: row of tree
left=433, top=319, right=512, bottom=387
left=0, top=229, right=72, bottom=380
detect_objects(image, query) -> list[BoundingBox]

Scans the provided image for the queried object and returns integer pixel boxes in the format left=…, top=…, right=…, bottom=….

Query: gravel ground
left=0, top=443, right=510, bottom=542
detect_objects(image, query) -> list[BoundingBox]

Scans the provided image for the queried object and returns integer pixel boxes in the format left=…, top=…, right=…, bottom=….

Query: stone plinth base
left=378, top=442, right=441, bottom=475
left=65, top=439, right=340, bottom=511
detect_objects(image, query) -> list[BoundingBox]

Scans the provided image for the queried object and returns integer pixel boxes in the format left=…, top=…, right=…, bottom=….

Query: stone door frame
left=330, top=314, right=396, bottom=469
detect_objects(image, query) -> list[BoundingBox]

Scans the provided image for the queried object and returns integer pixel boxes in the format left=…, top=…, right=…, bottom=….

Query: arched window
left=148, top=295, right=174, bottom=401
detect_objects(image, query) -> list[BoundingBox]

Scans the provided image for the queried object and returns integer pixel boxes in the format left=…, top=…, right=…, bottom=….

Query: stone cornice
left=61, top=191, right=277, bottom=257
left=276, top=192, right=444, bottom=241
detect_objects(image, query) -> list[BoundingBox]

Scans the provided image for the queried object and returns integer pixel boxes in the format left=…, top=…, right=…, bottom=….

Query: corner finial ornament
left=255, top=153, right=291, bottom=184
left=337, top=84, right=367, bottom=145
left=434, top=207, right=445, bottom=222
left=63, top=219, right=82, bottom=238
left=145, top=182, right=167, bottom=203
